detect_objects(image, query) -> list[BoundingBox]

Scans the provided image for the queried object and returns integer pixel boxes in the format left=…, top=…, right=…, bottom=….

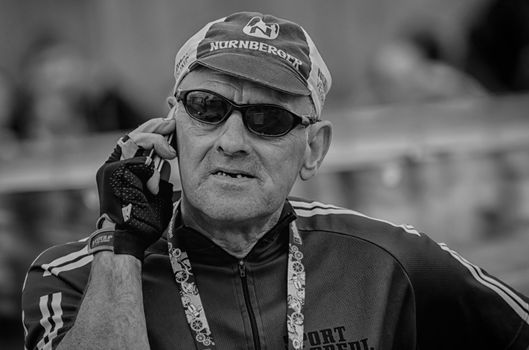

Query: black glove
left=96, top=136, right=174, bottom=261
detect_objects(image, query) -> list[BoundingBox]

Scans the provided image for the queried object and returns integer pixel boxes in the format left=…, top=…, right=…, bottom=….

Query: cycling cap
left=172, top=11, right=332, bottom=116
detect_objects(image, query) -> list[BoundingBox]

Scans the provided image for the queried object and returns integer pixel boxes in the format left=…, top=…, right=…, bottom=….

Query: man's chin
left=194, top=192, right=275, bottom=222
left=201, top=200, right=264, bottom=222
left=183, top=184, right=282, bottom=223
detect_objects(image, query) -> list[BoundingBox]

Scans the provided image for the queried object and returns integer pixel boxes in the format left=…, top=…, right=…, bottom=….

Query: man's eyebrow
left=269, top=90, right=300, bottom=104
left=275, top=92, right=318, bottom=117
left=251, top=89, right=305, bottom=107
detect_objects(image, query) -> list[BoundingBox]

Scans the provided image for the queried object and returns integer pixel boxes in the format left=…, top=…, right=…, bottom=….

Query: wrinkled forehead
left=178, top=66, right=316, bottom=114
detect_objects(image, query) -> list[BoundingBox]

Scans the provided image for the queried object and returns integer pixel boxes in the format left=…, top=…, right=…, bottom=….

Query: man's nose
left=215, top=110, right=251, bottom=156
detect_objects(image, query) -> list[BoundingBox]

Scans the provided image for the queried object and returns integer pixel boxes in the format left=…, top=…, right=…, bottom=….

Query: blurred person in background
left=11, top=34, right=145, bottom=140
left=5, top=34, right=146, bottom=245
left=21, top=12, right=529, bottom=350
left=368, top=28, right=486, bottom=105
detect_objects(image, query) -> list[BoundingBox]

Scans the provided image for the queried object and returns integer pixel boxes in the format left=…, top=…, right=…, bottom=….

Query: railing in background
left=2, top=93, right=529, bottom=192
left=294, top=93, right=529, bottom=238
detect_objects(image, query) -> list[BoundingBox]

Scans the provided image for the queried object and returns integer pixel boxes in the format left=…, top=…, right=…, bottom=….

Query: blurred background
left=1, top=0, right=529, bottom=348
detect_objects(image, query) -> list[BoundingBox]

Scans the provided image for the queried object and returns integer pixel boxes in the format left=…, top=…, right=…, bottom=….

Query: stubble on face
left=180, top=127, right=306, bottom=229
left=176, top=67, right=312, bottom=234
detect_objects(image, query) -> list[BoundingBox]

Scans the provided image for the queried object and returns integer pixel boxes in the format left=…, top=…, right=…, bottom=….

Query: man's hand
left=95, top=117, right=178, bottom=261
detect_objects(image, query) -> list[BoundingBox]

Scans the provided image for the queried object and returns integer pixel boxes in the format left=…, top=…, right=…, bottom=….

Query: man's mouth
left=212, top=170, right=255, bottom=179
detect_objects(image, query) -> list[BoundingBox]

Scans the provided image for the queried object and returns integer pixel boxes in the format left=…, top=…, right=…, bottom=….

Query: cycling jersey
left=22, top=196, right=529, bottom=349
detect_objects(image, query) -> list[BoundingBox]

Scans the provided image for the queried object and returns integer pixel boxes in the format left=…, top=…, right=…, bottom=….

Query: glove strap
left=113, top=230, right=147, bottom=261
left=87, top=228, right=114, bottom=254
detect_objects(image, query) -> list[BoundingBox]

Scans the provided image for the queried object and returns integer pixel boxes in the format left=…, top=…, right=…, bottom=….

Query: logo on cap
left=243, top=17, right=279, bottom=40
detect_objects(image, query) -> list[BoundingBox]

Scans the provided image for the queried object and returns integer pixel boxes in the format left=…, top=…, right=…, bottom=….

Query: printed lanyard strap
left=167, top=205, right=306, bottom=350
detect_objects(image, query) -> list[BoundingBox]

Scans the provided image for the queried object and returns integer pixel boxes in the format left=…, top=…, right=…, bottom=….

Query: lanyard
left=167, top=204, right=306, bottom=350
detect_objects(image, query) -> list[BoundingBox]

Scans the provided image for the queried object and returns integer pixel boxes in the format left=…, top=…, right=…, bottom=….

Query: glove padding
left=96, top=139, right=174, bottom=261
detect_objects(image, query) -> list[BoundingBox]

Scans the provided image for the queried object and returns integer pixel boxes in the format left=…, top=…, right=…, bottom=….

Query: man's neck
left=180, top=202, right=283, bottom=259
left=204, top=231, right=267, bottom=259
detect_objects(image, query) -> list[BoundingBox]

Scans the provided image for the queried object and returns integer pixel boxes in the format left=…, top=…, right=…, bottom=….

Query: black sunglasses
left=175, top=89, right=318, bottom=137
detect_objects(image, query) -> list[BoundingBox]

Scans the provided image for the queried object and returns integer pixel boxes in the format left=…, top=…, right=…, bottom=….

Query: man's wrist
left=87, top=228, right=114, bottom=254
left=88, top=227, right=148, bottom=262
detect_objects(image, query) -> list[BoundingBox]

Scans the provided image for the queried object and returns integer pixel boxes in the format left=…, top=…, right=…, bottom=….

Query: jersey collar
left=163, top=200, right=297, bottom=264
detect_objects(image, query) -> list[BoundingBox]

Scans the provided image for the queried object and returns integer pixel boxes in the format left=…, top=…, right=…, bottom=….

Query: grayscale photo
left=0, top=0, right=528, bottom=349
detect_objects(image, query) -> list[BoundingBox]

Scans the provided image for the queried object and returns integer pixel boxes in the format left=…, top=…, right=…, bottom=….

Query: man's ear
left=300, top=121, right=332, bottom=181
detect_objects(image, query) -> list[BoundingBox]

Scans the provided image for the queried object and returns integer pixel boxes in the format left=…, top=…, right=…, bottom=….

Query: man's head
left=169, top=12, right=333, bottom=230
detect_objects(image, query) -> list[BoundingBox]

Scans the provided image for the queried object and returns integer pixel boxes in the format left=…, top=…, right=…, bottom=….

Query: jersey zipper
left=238, top=260, right=261, bottom=350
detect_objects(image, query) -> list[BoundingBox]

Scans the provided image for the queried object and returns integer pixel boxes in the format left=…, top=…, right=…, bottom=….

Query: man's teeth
left=215, top=171, right=249, bottom=178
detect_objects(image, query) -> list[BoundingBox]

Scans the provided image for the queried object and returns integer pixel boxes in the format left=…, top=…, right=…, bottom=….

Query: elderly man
left=22, top=11, right=528, bottom=350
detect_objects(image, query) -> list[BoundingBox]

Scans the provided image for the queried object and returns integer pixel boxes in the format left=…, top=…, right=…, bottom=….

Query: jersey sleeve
left=21, top=241, right=93, bottom=350
left=400, top=232, right=529, bottom=349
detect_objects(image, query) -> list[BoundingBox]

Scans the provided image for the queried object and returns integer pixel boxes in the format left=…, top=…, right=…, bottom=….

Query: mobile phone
left=149, top=131, right=177, bottom=182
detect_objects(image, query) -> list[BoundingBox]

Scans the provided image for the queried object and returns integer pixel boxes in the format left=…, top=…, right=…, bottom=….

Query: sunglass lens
left=246, top=107, right=295, bottom=136
left=185, top=91, right=228, bottom=123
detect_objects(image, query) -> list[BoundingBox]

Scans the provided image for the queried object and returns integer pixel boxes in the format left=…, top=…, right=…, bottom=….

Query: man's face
left=175, top=67, right=314, bottom=226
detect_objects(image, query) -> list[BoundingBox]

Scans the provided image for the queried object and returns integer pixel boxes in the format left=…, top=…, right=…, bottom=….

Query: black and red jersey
left=22, top=197, right=529, bottom=349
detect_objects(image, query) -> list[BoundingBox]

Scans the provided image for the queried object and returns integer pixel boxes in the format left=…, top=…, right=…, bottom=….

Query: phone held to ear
left=149, top=131, right=177, bottom=182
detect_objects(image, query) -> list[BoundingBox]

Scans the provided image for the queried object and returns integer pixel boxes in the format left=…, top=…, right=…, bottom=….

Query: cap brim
left=196, top=53, right=310, bottom=96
